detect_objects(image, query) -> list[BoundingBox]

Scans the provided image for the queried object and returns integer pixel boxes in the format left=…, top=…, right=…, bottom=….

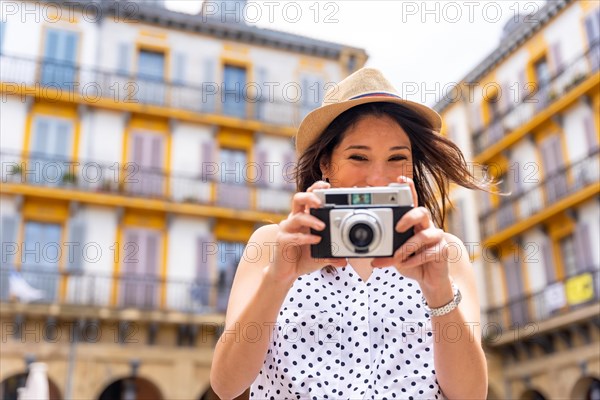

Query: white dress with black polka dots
left=250, top=264, right=445, bottom=399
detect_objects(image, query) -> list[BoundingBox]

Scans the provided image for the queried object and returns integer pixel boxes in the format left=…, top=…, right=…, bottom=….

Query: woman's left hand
left=371, top=176, right=452, bottom=293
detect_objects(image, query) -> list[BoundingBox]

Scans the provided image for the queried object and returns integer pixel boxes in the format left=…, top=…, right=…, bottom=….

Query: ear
left=319, top=158, right=330, bottom=179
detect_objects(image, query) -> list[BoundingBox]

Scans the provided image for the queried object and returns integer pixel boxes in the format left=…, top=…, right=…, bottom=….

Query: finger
left=279, top=232, right=323, bottom=247
left=397, top=175, right=418, bottom=207
left=280, top=213, right=326, bottom=233
left=396, top=206, right=432, bottom=232
left=398, top=243, right=442, bottom=270
left=396, top=228, right=444, bottom=262
left=290, top=192, right=322, bottom=214
left=307, top=180, right=331, bottom=193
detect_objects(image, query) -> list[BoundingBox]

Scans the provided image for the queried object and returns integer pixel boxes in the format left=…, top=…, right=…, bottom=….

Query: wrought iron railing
left=486, top=268, right=600, bottom=332
left=1, top=151, right=295, bottom=214
left=473, top=40, right=599, bottom=154
left=480, top=148, right=600, bottom=238
left=0, top=53, right=308, bottom=127
left=0, top=265, right=232, bottom=313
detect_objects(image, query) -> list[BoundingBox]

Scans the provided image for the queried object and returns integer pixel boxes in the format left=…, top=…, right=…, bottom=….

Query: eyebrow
left=343, top=145, right=410, bottom=151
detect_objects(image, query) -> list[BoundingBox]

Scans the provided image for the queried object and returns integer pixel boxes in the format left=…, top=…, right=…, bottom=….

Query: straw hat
left=295, top=67, right=442, bottom=156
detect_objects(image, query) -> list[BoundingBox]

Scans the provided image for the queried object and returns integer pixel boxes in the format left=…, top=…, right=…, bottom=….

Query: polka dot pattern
left=250, top=265, right=444, bottom=399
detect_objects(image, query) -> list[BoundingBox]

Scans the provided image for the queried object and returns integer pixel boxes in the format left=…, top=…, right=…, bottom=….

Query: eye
left=349, top=155, right=367, bottom=161
left=389, top=155, right=408, bottom=161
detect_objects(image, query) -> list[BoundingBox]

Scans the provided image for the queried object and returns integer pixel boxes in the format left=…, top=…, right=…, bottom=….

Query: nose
left=365, top=164, right=391, bottom=187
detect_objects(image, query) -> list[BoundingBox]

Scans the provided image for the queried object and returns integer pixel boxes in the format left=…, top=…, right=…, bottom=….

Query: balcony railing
left=0, top=54, right=306, bottom=128
left=0, top=151, right=295, bottom=214
left=473, top=40, right=599, bottom=155
left=487, top=268, right=600, bottom=331
left=480, top=148, right=600, bottom=238
left=0, top=265, right=232, bottom=313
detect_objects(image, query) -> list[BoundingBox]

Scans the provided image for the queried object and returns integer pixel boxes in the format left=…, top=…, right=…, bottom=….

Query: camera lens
left=348, top=223, right=374, bottom=248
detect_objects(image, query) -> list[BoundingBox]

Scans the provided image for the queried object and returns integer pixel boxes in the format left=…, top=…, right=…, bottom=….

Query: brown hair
left=295, top=102, right=493, bottom=229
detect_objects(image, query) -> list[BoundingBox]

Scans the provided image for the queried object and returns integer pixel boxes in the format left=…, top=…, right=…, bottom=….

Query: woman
left=210, top=68, right=489, bottom=399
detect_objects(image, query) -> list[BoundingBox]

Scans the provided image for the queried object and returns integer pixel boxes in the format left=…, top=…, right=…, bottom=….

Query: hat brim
left=295, top=96, right=442, bottom=156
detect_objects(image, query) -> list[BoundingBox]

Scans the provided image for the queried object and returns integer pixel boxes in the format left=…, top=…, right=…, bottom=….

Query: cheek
left=394, top=162, right=413, bottom=178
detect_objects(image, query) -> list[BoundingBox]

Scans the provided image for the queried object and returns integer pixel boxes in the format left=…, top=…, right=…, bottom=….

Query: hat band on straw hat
left=348, top=92, right=402, bottom=100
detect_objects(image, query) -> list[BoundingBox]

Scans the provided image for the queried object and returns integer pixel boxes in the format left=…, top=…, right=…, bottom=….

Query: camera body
left=310, top=183, right=414, bottom=258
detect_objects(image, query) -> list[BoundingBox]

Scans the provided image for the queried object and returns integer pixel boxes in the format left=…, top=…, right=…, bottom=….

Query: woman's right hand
left=266, top=180, right=346, bottom=285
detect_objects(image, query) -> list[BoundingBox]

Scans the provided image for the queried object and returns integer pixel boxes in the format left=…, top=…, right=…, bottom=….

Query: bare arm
left=210, top=182, right=346, bottom=399
left=210, top=225, right=293, bottom=399
left=424, top=234, right=488, bottom=400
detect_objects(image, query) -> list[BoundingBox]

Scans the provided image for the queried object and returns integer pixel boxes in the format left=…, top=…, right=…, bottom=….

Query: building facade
left=0, top=0, right=367, bottom=398
left=436, top=0, right=600, bottom=399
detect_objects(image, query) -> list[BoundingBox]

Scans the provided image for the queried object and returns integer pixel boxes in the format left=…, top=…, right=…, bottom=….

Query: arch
left=0, top=372, right=62, bottom=400
left=519, top=389, right=549, bottom=400
left=97, top=376, right=163, bottom=400
left=570, top=376, right=600, bottom=400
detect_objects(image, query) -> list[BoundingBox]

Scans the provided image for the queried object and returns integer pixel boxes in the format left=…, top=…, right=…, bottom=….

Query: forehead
left=339, top=114, right=411, bottom=146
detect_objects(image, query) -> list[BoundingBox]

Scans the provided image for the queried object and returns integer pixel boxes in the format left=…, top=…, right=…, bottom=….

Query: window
left=0, top=20, right=5, bottom=54
left=30, top=116, right=73, bottom=186
left=22, top=221, right=62, bottom=302
left=217, top=148, right=250, bottom=208
left=300, top=74, right=324, bottom=119
left=223, top=65, right=247, bottom=118
left=120, top=228, right=161, bottom=308
left=534, top=57, right=551, bottom=86
left=41, top=29, right=78, bottom=88
left=220, top=148, right=246, bottom=184
left=216, top=241, right=244, bottom=311
left=503, top=253, right=527, bottom=327
left=488, top=93, right=501, bottom=120
left=127, top=132, right=164, bottom=197
left=539, top=134, right=567, bottom=203
left=585, top=8, right=600, bottom=72
left=559, top=234, right=577, bottom=278
left=137, top=50, right=165, bottom=105
left=487, top=93, right=504, bottom=142
left=533, top=57, right=551, bottom=111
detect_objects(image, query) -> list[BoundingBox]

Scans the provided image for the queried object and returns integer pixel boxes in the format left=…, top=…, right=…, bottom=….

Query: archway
left=0, top=373, right=61, bottom=400
left=98, top=376, right=163, bottom=400
left=571, top=376, right=600, bottom=400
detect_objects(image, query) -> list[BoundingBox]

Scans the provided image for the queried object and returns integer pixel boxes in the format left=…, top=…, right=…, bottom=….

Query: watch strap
left=422, top=284, right=462, bottom=317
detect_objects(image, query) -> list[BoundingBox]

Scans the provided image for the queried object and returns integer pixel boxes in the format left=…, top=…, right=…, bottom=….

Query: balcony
left=0, top=54, right=303, bottom=129
left=0, top=265, right=230, bottom=314
left=487, top=268, right=600, bottom=332
left=480, top=149, right=600, bottom=239
left=1, top=151, right=294, bottom=216
left=473, top=40, right=599, bottom=156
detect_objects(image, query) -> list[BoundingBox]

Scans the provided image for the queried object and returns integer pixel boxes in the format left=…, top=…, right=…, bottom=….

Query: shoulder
left=247, top=223, right=279, bottom=245
left=241, top=224, right=280, bottom=264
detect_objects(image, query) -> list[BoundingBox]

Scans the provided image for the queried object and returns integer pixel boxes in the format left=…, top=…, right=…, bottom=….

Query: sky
left=165, top=0, right=546, bottom=106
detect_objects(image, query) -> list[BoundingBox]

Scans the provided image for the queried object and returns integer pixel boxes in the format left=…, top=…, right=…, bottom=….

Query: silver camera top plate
left=312, top=184, right=413, bottom=207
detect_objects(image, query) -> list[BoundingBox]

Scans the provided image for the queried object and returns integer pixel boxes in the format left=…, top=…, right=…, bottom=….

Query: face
left=321, top=114, right=413, bottom=188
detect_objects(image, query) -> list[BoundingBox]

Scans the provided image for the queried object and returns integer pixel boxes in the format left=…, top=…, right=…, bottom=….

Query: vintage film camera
left=310, top=183, right=414, bottom=258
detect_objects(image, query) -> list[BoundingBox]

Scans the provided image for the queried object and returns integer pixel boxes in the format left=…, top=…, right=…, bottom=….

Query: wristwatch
left=422, top=283, right=462, bottom=317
